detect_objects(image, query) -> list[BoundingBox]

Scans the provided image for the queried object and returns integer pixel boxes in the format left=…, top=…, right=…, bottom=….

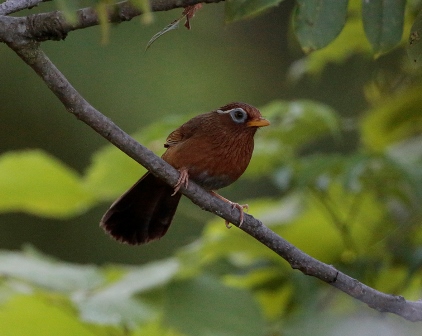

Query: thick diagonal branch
left=8, top=40, right=422, bottom=322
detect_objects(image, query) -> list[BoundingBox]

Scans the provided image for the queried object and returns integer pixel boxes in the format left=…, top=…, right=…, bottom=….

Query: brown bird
left=100, top=102, right=270, bottom=245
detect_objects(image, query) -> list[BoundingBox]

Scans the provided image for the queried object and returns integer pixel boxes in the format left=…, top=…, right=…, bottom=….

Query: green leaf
left=78, top=294, right=154, bottom=327
left=225, top=0, right=284, bottom=22
left=0, top=150, right=95, bottom=218
left=164, top=276, right=265, bottom=336
left=84, top=142, right=146, bottom=200
left=361, top=85, right=422, bottom=151
left=0, top=294, right=96, bottom=336
left=362, top=0, right=406, bottom=54
left=76, top=259, right=179, bottom=326
left=0, top=249, right=103, bottom=292
left=297, top=5, right=371, bottom=74
left=343, top=153, right=421, bottom=205
left=281, top=185, right=386, bottom=259
left=262, top=100, right=340, bottom=145
left=294, top=0, right=349, bottom=52
left=246, top=100, right=340, bottom=177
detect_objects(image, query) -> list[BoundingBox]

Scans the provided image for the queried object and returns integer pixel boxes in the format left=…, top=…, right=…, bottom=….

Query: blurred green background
left=1, top=0, right=422, bottom=335
left=4, top=2, right=277, bottom=261
left=0, top=1, right=288, bottom=263
left=0, top=0, right=370, bottom=264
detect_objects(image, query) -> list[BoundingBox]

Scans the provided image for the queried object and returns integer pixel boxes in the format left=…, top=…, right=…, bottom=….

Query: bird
left=100, top=102, right=270, bottom=245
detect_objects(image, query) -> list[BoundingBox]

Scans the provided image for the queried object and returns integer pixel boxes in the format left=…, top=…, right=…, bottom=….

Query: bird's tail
left=100, top=172, right=181, bottom=244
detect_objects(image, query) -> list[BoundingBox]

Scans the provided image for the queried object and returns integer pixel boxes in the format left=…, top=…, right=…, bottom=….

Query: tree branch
left=2, top=0, right=422, bottom=323
left=0, top=0, right=51, bottom=15
left=0, top=0, right=223, bottom=43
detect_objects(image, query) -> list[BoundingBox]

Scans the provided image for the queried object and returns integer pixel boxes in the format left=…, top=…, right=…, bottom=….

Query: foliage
left=60, top=0, right=422, bottom=70
left=85, top=0, right=418, bottom=58
left=1, top=88, right=421, bottom=333
left=293, top=0, right=349, bottom=53
left=0, top=150, right=95, bottom=218
left=2, top=0, right=422, bottom=335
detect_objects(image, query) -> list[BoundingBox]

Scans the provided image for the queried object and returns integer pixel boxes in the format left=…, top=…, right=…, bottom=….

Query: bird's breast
left=162, top=130, right=255, bottom=190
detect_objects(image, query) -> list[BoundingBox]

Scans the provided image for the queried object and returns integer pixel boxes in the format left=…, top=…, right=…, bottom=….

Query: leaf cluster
left=65, top=0, right=416, bottom=57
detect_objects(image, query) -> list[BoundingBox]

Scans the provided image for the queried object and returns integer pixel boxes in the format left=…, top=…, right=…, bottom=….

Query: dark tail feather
left=100, top=172, right=181, bottom=245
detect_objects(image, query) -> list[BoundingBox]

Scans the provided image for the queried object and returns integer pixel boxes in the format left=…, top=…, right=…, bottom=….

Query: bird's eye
left=229, top=108, right=247, bottom=124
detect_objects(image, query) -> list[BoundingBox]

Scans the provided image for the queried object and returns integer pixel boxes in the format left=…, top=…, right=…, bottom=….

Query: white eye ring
left=229, top=108, right=247, bottom=123
left=216, top=108, right=248, bottom=124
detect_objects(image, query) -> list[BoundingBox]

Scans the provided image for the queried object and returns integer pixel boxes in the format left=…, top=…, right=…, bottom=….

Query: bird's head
left=216, top=102, right=270, bottom=130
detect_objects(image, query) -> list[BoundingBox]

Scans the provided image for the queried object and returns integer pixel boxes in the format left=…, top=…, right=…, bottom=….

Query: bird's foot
left=172, top=168, right=189, bottom=196
left=226, top=201, right=249, bottom=229
left=211, top=192, right=248, bottom=228
left=226, top=202, right=249, bottom=228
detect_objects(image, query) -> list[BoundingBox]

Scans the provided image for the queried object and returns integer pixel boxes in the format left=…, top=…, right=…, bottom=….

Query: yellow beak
left=247, top=118, right=270, bottom=127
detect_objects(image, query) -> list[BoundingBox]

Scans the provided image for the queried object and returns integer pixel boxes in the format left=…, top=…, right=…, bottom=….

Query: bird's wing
left=164, top=116, right=202, bottom=148
left=164, top=128, right=184, bottom=147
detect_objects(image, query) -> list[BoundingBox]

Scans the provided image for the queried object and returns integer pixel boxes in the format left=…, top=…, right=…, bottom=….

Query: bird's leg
left=172, top=167, right=189, bottom=196
left=210, top=191, right=249, bottom=228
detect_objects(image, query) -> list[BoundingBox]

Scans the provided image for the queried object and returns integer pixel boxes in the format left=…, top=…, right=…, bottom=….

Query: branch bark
left=1, top=0, right=422, bottom=323
left=0, top=0, right=51, bottom=15
left=0, top=0, right=223, bottom=43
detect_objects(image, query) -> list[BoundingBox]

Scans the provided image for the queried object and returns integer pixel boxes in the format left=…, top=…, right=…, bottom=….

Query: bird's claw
left=225, top=202, right=249, bottom=228
left=172, top=168, right=189, bottom=196
left=210, top=191, right=248, bottom=228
